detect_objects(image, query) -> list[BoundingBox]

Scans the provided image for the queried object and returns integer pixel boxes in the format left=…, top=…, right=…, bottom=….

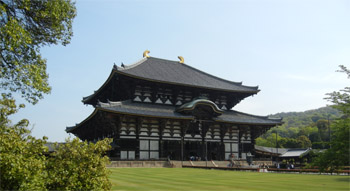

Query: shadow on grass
left=335, top=177, right=350, bottom=182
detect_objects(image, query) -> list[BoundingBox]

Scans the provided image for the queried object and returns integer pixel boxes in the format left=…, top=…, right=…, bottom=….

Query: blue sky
left=11, top=0, right=350, bottom=142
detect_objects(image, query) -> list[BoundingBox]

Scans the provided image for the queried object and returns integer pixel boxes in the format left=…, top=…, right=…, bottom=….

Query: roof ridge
left=82, top=69, right=117, bottom=104
left=117, top=57, right=148, bottom=70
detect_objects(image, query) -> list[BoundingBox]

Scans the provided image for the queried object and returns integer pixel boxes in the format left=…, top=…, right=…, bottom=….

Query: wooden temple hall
left=66, top=51, right=282, bottom=161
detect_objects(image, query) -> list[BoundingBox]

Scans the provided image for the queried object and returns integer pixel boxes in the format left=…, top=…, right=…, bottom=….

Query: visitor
left=229, top=153, right=235, bottom=167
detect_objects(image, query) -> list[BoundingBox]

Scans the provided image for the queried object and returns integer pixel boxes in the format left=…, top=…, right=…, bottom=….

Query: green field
left=109, top=168, right=349, bottom=191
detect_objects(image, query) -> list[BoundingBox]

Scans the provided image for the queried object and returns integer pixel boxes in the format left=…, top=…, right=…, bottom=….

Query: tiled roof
left=255, top=145, right=288, bottom=155
left=216, top=111, right=283, bottom=125
left=254, top=145, right=311, bottom=157
left=280, top=149, right=311, bottom=157
left=116, top=57, right=259, bottom=93
left=97, top=100, right=282, bottom=125
left=67, top=100, right=282, bottom=133
left=97, top=100, right=192, bottom=119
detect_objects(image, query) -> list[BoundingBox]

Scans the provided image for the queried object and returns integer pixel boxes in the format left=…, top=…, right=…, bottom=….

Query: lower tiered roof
left=67, top=100, right=282, bottom=133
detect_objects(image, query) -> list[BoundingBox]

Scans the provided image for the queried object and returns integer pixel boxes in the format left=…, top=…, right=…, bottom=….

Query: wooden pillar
left=238, top=126, right=243, bottom=159
left=108, top=114, right=122, bottom=159
left=180, top=121, right=189, bottom=161
left=171, top=88, right=179, bottom=106
left=219, top=124, right=228, bottom=161
left=159, top=119, right=166, bottom=159
left=200, top=121, right=209, bottom=161
left=136, top=117, right=143, bottom=160
left=250, top=126, right=258, bottom=155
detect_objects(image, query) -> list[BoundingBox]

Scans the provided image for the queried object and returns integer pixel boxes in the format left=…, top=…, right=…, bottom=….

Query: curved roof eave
left=216, top=109, right=284, bottom=126
left=82, top=68, right=118, bottom=104
left=66, top=109, right=99, bottom=133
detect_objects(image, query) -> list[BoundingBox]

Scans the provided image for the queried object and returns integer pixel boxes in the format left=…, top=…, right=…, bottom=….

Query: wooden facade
left=67, top=54, right=282, bottom=161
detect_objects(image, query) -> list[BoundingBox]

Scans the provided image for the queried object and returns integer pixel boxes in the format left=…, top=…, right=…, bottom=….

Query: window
left=139, top=140, right=159, bottom=159
left=224, top=142, right=238, bottom=160
left=120, top=151, right=135, bottom=160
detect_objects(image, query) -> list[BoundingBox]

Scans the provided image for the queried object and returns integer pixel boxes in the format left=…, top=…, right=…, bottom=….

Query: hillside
left=256, top=106, right=342, bottom=149
left=270, top=106, right=342, bottom=129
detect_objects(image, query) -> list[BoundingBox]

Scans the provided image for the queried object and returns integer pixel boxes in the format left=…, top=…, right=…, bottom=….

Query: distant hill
left=270, top=106, right=342, bottom=129
left=256, top=106, right=342, bottom=149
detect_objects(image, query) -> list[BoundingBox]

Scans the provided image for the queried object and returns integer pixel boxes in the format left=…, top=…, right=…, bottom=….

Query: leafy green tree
left=298, top=126, right=317, bottom=139
left=0, top=1, right=76, bottom=189
left=286, top=127, right=299, bottom=138
left=0, top=97, right=113, bottom=190
left=326, top=65, right=350, bottom=115
left=316, top=119, right=329, bottom=141
left=0, top=1, right=113, bottom=190
left=311, top=114, right=321, bottom=123
left=0, top=0, right=76, bottom=104
left=256, top=137, right=275, bottom=147
left=256, top=132, right=284, bottom=148
left=296, top=135, right=312, bottom=148
left=313, top=65, right=350, bottom=173
left=46, top=138, right=113, bottom=191
left=0, top=96, right=48, bottom=191
left=282, top=138, right=298, bottom=148
left=0, top=124, right=48, bottom=190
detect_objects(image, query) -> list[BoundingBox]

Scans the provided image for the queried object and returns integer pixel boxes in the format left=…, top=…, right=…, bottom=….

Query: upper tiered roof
left=83, top=56, right=259, bottom=105
left=116, top=57, right=259, bottom=93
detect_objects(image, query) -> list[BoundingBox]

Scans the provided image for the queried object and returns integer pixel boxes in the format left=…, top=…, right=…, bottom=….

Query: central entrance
left=161, top=140, right=223, bottom=161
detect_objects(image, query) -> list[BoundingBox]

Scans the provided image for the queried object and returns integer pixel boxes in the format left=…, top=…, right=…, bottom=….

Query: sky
left=10, top=0, right=350, bottom=142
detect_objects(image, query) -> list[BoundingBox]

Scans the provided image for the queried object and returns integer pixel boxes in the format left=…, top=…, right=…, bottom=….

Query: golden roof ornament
left=178, top=56, right=184, bottom=64
left=143, top=50, right=150, bottom=58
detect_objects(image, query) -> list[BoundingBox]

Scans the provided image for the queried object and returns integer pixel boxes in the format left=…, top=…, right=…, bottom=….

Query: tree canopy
left=0, top=95, right=112, bottom=190
left=0, top=0, right=76, bottom=104
left=256, top=106, right=340, bottom=149
left=0, top=96, right=48, bottom=190
left=46, top=138, right=112, bottom=191
left=313, top=65, right=350, bottom=173
left=0, top=1, right=112, bottom=190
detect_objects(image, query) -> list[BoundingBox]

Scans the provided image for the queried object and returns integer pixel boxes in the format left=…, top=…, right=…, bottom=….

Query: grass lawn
left=109, top=168, right=349, bottom=191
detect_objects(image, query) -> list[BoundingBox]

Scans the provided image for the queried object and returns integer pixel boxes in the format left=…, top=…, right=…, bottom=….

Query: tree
left=0, top=2, right=76, bottom=189
left=46, top=138, right=112, bottom=191
left=0, top=123, right=48, bottom=190
left=0, top=0, right=76, bottom=104
left=256, top=133, right=282, bottom=148
left=0, top=97, right=48, bottom=190
left=0, top=97, right=113, bottom=190
left=316, top=119, right=329, bottom=142
left=313, top=65, right=350, bottom=173
left=0, top=1, right=112, bottom=190
left=311, top=114, right=321, bottom=123
left=282, top=138, right=299, bottom=148
left=296, top=135, right=312, bottom=148
left=326, top=65, right=350, bottom=115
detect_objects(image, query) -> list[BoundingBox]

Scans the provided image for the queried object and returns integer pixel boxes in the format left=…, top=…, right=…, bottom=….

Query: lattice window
left=139, top=140, right=159, bottom=160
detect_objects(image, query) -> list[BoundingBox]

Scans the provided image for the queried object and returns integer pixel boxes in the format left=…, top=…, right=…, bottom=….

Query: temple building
left=66, top=51, right=282, bottom=161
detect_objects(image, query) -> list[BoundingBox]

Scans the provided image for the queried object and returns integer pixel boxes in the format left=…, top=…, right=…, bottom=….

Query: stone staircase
left=107, top=160, right=273, bottom=168
left=108, top=161, right=171, bottom=168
